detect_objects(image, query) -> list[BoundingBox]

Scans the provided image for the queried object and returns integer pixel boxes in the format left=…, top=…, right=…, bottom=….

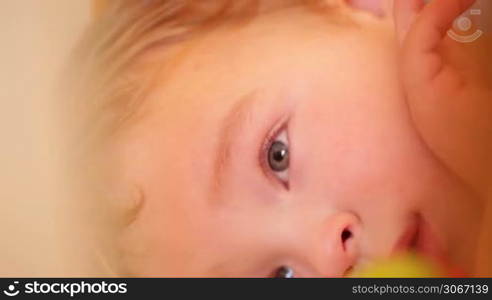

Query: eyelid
left=259, top=118, right=290, bottom=190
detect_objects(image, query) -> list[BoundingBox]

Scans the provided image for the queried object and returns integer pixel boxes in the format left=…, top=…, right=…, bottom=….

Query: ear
left=344, top=0, right=392, bottom=17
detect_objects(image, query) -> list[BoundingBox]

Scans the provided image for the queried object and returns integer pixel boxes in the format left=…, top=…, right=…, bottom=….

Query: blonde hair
left=67, top=0, right=346, bottom=141
left=64, top=0, right=342, bottom=275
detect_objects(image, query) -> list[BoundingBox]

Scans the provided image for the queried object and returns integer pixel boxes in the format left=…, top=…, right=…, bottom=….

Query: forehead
left=138, top=6, right=393, bottom=117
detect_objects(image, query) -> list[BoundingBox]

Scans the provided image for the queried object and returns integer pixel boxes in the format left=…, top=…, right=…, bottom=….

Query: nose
left=312, top=212, right=361, bottom=277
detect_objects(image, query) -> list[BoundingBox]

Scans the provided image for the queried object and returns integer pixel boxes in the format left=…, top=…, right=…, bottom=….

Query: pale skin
left=106, top=1, right=489, bottom=276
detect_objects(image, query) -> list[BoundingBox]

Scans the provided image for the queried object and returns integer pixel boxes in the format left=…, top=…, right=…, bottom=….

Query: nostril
left=341, top=228, right=352, bottom=243
left=341, top=228, right=353, bottom=252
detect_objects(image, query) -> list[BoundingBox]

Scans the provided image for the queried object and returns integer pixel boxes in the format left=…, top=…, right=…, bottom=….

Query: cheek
left=290, top=90, right=440, bottom=211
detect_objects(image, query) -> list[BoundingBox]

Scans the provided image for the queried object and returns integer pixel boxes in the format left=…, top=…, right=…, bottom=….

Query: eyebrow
left=210, top=91, right=258, bottom=201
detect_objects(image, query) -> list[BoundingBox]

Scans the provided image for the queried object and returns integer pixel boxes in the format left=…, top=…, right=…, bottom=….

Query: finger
left=393, top=0, right=425, bottom=44
left=403, top=0, right=476, bottom=86
left=411, top=0, right=476, bottom=53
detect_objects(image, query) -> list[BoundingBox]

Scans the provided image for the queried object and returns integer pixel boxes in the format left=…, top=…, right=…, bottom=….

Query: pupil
left=275, top=266, right=294, bottom=278
left=273, top=149, right=285, bottom=161
left=268, top=141, right=289, bottom=172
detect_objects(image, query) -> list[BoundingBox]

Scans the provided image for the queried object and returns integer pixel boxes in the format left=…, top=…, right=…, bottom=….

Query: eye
left=266, top=129, right=289, bottom=184
left=274, top=266, right=295, bottom=278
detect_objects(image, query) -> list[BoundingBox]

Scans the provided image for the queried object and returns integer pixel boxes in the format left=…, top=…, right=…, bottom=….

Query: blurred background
left=0, top=0, right=92, bottom=276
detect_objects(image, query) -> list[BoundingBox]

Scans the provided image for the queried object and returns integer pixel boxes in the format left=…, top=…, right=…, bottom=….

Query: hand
left=394, top=0, right=492, bottom=199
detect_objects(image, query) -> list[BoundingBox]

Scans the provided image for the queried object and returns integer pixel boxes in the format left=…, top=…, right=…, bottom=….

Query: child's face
left=112, top=7, right=482, bottom=276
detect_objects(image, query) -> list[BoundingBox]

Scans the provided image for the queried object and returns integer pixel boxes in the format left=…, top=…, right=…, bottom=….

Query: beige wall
left=0, top=1, right=90, bottom=276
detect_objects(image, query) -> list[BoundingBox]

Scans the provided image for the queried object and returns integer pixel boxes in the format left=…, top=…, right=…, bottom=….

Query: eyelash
left=260, top=121, right=290, bottom=189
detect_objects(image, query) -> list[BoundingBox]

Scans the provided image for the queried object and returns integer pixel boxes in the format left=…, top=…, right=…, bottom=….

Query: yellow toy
left=352, top=253, right=442, bottom=278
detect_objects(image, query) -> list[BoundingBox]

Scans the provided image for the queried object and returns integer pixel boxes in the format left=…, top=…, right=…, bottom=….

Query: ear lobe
left=344, top=0, right=389, bottom=17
